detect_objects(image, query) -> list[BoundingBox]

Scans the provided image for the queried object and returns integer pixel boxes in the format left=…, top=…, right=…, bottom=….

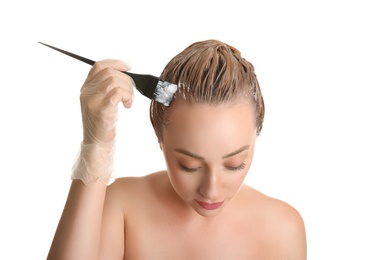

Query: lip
left=195, top=200, right=224, bottom=210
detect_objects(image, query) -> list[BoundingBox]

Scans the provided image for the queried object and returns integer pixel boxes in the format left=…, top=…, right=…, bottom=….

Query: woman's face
left=160, top=101, right=257, bottom=217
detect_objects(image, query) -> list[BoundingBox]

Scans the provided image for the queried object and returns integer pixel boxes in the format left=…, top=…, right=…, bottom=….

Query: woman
left=47, top=40, right=306, bottom=259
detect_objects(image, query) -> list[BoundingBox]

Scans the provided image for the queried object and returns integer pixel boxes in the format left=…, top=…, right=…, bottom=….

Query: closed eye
left=225, top=163, right=246, bottom=171
left=179, top=164, right=200, bottom=173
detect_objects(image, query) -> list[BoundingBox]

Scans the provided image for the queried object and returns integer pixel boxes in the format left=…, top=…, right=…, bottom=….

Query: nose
left=199, top=167, right=223, bottom=201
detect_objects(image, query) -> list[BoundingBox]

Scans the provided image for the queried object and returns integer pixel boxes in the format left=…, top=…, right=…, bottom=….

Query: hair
left=150, top=39, right=265, bottom=141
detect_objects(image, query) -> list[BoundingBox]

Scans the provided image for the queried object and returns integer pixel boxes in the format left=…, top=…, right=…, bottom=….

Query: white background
left=1, top=0, right=389, bottom=259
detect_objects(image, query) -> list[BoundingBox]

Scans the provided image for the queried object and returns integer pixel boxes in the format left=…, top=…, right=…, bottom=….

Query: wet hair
left=150, top=39, right=265, bottom=140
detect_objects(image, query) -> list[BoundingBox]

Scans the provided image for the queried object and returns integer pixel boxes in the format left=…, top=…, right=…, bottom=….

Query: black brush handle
left=38, top=41, right=157, bottom=99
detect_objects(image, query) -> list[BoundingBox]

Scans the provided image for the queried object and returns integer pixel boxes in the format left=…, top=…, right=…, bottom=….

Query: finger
left=95, top=74, right=134, bottom=96
left=90, top=59, right=131, bottom=75
left=106, top=86, right=134, bottom=109
left=95, top=65, right=132, bottom=82
left=84, top=59, right=131, bottom=84
left=98, top=76, right=134, bottom=108
left=82, top=67, right=134, bottom=95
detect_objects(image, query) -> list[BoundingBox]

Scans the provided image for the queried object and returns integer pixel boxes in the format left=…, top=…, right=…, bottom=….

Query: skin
left=47, top=60, right=306, bottom=260
left=160, top=100, right=258, bottom=218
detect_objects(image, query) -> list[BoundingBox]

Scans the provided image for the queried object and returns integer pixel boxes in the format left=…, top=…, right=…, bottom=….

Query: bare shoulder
left=105, top=171, right=167, bottom=204
left=241, top=185, right=307, bottom=259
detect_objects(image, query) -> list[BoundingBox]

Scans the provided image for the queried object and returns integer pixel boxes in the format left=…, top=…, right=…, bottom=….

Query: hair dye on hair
left=150, top=39, right=265, bottom=140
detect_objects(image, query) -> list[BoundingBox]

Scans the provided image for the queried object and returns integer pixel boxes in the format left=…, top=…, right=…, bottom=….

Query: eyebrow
left=174, top=145, right=250, bottom=160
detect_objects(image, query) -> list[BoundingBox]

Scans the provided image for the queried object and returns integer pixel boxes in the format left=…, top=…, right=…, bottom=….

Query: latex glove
left=80, top=59, right=134, bottom=144
left=72, top=60, right=134, bottom=185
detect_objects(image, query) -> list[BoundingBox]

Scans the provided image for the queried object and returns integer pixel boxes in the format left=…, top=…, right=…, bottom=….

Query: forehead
left=162, top=101, right=257, bottom=152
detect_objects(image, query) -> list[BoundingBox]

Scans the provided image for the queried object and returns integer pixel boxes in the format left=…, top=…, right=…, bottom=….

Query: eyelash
left=226, top=163, right=246, bottom=171
left=179, top=165, right=199, bottom=173
left=179, top=163, right=246, bottom=173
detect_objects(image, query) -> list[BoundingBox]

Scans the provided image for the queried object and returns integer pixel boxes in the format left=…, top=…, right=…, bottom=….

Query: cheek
left=224, top=160, right=253, bottom=193
left=166, top=164, right=200, bottom=198
left=226, top=171, right=248, bottom=192
left=164, top=150, right=198, bottom=189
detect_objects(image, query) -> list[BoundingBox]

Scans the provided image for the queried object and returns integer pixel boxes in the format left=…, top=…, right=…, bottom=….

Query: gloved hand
left=81, top=59, right=134, bottom=144
left=71, top=59, right=134, bottom=185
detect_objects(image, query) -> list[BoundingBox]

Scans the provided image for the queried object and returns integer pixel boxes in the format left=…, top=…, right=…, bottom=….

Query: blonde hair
left=150, top=39, right=265, bottom=140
